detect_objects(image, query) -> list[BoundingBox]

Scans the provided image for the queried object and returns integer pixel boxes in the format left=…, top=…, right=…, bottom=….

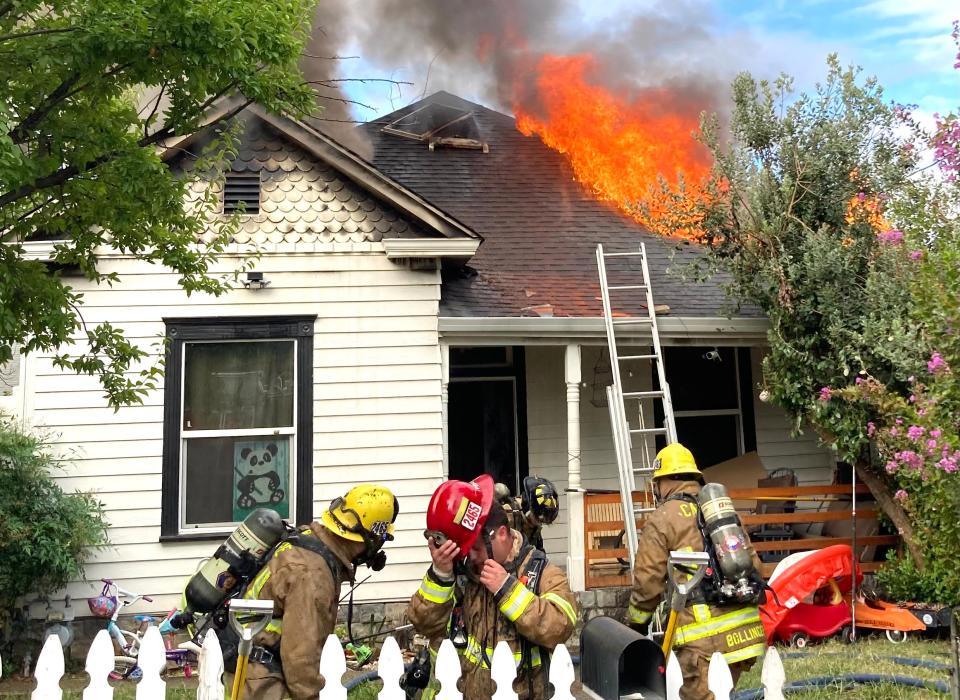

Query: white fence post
left=707, top=652, right=733, bottom=700
left=761, top=646, right=786, bottom=700
left=196, top=628, right=224, bottom=700
left=490, top=641, right=517, bottom=700
left=136, top=626, right=166, bottom=700
left=548, top=644, right=575, bottom=700
left=665, top=651, right=683, bottom=700
left=434, top=639, right=463, bottom=700
left=318, top=634, right=346, bottom=700
left=82, top=629, right=114, bottom=700
left=376, top=636, right=405, bottom=700
left=31, top=634, right=64, bottom=700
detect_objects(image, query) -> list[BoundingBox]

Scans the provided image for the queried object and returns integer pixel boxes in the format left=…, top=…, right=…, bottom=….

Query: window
left=223, top=172, right=261, bottom=214
left=161, top=316, right=315, bottom=538
left=653, top=347, right=756, bottom=469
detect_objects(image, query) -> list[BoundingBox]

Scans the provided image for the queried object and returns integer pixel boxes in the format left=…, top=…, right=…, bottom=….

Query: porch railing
left=584, top=484, right=901, bottom=587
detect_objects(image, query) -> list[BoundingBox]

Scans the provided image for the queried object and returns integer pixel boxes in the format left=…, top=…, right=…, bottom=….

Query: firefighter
left=494, top=476, right=560, bottom=549
left=408, top=474, right=578, bottom=700
left=227, top=484, right=399, bottom=700
left=626, top=444, right=766, bottom=700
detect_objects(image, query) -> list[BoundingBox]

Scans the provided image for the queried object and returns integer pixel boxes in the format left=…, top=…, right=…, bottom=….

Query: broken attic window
left=382, top=103, right=473, bottom=142
left=223, top=172, right=261, bottom=214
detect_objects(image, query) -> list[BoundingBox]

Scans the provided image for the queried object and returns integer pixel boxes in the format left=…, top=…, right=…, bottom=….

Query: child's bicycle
left=87, top=579, right=196, bottom=680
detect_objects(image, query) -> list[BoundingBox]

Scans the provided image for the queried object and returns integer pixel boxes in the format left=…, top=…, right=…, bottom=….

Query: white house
left=2, top=91, right=834, bottom=616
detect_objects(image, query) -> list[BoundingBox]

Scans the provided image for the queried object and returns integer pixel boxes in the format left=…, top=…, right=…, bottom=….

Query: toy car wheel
left=886, top=630, right=908, bottom=644
left=789, top=632, right=809, bottom=649
left=839, top=626, right=854, bottom=644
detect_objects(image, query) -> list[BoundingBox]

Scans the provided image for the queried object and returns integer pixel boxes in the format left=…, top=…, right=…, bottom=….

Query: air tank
left=696, top=483, right=754, bottom=586
left=184, top=508, right=285, bottom=613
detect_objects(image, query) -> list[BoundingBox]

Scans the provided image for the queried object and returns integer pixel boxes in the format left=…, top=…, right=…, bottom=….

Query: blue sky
left=339, top=1, right=958, bottom=122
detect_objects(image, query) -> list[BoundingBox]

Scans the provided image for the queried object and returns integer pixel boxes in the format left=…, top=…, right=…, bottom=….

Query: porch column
left=441, top=344, right=450, bottom=478
left=565, top=343, right=586, bottom=591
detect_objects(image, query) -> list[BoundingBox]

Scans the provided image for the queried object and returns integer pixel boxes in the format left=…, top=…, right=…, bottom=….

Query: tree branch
left=0, top=26, right=76, bottom=43
left=853, top=458, right=925, bottom=571
left=9, top=71, right=82, bottom=144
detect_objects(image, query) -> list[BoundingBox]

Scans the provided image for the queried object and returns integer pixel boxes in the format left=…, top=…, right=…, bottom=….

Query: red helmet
left=426, top=474, right=495, bottom=556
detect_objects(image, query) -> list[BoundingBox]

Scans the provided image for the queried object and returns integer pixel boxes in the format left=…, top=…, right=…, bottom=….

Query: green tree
left=0, top=0, right=319, bottom=407
left=654, top=57, right=940, bottom=566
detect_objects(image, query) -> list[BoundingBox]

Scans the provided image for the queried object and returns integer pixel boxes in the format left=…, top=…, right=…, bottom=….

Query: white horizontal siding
left=20, top=247, right=443, bottom=612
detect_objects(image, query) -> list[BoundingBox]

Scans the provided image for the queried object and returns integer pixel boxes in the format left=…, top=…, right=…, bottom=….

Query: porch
left=437, top=321, right=842, bottom=591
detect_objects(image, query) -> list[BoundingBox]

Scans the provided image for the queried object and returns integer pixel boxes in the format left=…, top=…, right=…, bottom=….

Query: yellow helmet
left=322, top=484, right=398, bottom=544
left=652, top=443, right=701, bottom=480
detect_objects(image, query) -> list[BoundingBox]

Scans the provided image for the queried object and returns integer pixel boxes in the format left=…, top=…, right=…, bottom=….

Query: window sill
left=159, top=531, right=230, bottom=543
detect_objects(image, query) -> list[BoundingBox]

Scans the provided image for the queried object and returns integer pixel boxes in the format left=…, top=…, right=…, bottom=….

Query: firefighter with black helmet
left=408, top=475, right=578, bottom=700
left=228, top=484, right=398, bottom=700
left=495, top=476, right=560, bottom=549
left=626, top=444, right=766, bottom=700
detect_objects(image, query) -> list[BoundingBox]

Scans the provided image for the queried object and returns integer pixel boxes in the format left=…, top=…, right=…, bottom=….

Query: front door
left=447, top=347, right=528, bottom=493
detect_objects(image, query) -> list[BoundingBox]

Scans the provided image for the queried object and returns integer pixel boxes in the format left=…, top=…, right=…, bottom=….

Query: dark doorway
left=447, top=347, right=528, bottom=493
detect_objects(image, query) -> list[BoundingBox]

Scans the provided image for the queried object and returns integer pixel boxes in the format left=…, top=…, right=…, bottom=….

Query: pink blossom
left=876, top=229, right=904, bottom=245
left=931, top=429, right=942, bottom=438
left=938, top=456, right=959, bottom=473
left=907, top=425, right=925, bottom=441
left=928, top=351, right=949, bottom=374
left=910, top=250, right=923, bottom=261
left=886, top=460, right=899, bottom=474
left=926, top=439, right=939, bottom=453
left=867, top=422, right=876, bottom=437
left=895, top=450, right=923, bottom=470
left=889, top=426, right=899, bottom=437
left=818, top=386, right=832, bottom=402
left=909, top=394, right=917, bottom=403
left=894, top=489, right=908, bottom=502
left=896, top=418, right=904, bottom=425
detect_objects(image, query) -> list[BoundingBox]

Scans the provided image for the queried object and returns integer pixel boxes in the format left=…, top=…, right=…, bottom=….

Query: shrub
left=0, top=415, right=109, bottom=652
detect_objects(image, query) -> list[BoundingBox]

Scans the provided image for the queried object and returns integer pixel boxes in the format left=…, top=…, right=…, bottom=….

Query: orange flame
left=512, top=54, right=713, bottom=240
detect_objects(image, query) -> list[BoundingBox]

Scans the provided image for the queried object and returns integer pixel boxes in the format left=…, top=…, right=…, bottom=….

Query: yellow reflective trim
left=542, top=592, right=577, bottom=625
left=723, top=643, right=766, bottom=664
left=417, top=573, right=455, bottom=604
left=499, top=582, right=536, bottom=622
left=674, top=607, right=762, bottom=646
left=461, top=635, right=542, bottom=669
left=692, top=604, right=711, bottom=623
left=627, top=605, right=652, bottom=624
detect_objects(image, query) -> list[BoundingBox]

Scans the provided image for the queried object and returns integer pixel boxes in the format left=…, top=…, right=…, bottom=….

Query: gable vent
left=223, top=172, right=261, bottom=214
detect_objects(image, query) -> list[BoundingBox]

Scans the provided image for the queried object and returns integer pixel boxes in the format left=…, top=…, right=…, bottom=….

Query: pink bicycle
left=88, top=579, right=196, bottom=679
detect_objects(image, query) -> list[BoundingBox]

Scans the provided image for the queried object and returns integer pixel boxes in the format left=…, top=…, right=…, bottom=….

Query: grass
left=736, top=636, right=954, bottom=699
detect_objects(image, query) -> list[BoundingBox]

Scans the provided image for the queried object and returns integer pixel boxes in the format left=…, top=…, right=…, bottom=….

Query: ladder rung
left=612, top=318, right=653, bottom=325
left=633, top=506, right=657, bottom=514
left=619, top=354, right=658, bottom=361
left=623, top=390, right=665, bottom=398
left=607, top=285, right=648, bottom=291
left=633, top=467, right=656, bottom=474
left=603, top=251, right=644, bottom=258
left=629, top=427, right=668, bottom=435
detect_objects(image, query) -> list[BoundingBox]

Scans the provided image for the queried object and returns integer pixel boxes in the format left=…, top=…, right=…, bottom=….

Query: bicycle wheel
left=109, top=655, right=141, bottom=681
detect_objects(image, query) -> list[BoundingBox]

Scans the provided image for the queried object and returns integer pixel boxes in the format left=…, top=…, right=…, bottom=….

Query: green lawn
left=736, top=637, right=953, bottom=699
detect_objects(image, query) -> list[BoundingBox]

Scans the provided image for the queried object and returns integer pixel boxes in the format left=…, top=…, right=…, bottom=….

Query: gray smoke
left=305, top=0, right=763, bottom=127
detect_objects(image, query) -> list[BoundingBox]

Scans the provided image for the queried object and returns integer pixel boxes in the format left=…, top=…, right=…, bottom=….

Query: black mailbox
left=580, top=616, right=666, bottom=700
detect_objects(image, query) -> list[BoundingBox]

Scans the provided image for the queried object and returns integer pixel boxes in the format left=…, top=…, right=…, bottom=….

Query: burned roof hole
left=382, top=103, right=486, bottom=151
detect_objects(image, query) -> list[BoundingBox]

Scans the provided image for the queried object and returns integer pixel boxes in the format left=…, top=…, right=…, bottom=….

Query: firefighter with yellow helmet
left=229, top=484, right=399, bottom=700
left=626, top=444, right=766, bottom=700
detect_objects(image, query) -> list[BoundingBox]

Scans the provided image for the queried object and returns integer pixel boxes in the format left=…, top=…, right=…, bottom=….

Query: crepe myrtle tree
left=645, top=54, right=960, bottom=568
left=0, top=0, right=322, bottom=408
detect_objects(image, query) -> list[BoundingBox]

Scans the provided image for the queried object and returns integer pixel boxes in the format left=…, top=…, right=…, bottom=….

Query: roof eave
left=383, top=238, right=481, bottom=259
left=438, top=316, right=770, bottom=346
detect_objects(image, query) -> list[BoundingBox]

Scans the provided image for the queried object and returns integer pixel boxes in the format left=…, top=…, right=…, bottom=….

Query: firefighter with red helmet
left=407, top=475, right=578, bottom=700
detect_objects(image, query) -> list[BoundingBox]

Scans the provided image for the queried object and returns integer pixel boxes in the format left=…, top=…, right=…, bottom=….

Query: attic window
left=382, top=103, right=472, bottom=142
left=223, top=172, right=260, bottom=214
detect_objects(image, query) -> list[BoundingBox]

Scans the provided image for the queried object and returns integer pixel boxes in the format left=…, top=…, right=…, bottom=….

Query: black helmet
left=521, top=476, right=559, bottom=525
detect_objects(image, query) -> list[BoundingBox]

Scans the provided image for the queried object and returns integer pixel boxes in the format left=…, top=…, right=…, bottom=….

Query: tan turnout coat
left=407, top=530, right=578, bottom=700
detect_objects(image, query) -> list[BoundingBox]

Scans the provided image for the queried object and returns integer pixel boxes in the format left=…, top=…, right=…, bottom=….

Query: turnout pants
left=675, top=647, right=756, bottom=700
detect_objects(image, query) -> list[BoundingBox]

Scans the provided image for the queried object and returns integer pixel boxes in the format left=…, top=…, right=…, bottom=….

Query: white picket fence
left=6, top=627, right=788, bottom=700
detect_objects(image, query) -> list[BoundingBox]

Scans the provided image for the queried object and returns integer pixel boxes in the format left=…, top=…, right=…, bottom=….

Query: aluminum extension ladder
left=596, top=242, right=678, bottom=569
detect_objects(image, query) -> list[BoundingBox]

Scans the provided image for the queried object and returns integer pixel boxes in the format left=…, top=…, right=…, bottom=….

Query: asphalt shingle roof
left=357, top=91, right=761, bottom=319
